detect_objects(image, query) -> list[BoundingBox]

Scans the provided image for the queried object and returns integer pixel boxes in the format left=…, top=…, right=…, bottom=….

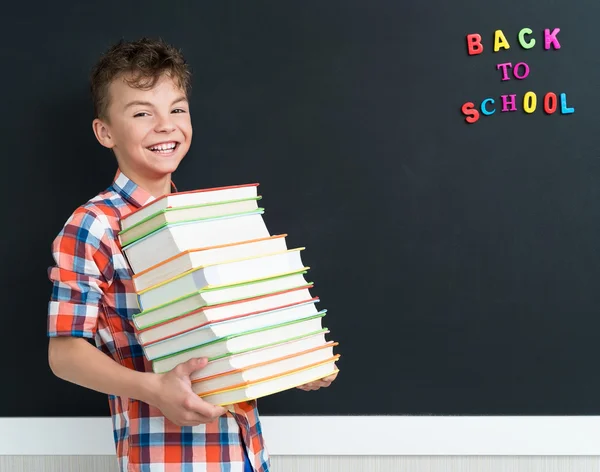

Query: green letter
left=518, top=28, right=535, bottom=49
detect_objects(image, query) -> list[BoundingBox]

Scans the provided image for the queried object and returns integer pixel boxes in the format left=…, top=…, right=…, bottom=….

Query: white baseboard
left=2, top=416, right=600, bottom=455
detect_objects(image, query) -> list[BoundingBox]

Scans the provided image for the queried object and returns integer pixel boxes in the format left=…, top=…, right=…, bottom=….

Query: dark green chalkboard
left=2, top=0, right=598, bottom=416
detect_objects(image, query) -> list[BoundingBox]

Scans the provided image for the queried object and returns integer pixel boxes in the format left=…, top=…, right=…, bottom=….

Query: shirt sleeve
left=47, top=208, right=115, bottom=338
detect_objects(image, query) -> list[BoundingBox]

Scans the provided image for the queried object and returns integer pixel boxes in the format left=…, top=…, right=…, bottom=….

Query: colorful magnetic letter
left=481, top=98, right=496, bottom=115
left=467, top=34, right=484, bottom=55
left=501, top=94, right=517, bottom=112
left=560, top=93, right=575, bottom=114
left=513, top=62, right=530, bottom=80
left=494, top=30, right=510, bottom=52
left=523, top=92, right=537, bottom=113
left=496, top=62, right=512, bottom=81
left=544, top=92, right=557, bottom=114
left=462, top=102, right=480, bottom=123
left=518, top=28, right=536, bottom=49
left=544, top=28, right=561, bottom=50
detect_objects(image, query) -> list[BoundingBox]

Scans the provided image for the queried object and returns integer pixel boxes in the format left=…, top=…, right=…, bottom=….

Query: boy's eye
left=134, top=112, right=150, bottom=117
left=172, top=108, right=186, bottom=114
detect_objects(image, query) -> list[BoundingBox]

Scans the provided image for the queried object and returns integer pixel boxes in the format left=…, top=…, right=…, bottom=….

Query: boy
left=46, top=37, right=337, bottom=472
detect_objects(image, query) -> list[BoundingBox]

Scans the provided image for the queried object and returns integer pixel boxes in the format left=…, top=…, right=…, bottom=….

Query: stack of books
left=118, top=183, right=339, bottom=406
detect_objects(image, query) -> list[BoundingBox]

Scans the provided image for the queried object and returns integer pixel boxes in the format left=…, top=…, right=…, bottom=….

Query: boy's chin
left=140, top=158, right=184, bottom=178
left=153, top=161, right=183, bottom=176
left=147, top=151, right=185, bottom=168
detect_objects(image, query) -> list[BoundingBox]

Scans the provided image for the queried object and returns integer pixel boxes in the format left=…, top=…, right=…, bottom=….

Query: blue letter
left=481, top=98, right=496, bottom=115
left=560, top=93, right=574, bottom=114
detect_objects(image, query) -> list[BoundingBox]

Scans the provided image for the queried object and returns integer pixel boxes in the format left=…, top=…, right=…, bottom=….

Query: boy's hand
left=150, top=357, right=227, bottom=426
left=296, top=371, right=339, bottom=391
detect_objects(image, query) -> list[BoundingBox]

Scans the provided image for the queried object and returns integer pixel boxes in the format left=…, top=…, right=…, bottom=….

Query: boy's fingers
left=321, top=372, right=338, bottom=382
left=296, top=371, right=340, bottom=391
left=175, top=357, right=208, bottom=378
left=183, top=393, right=226, bottom=418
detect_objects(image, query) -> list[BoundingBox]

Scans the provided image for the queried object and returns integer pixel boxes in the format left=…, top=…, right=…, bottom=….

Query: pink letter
left=544, top=28, right=561, bottom=50
left=501, top=94, right=517, bottom=112
left=496, top=62, right=512, bottom=81
left=513, top=62, right=530, bottom=80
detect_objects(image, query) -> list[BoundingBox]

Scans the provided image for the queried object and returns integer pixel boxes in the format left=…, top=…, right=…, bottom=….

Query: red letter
left=461, top=102, right=480, bottom=124
left=544, top=92, right=557, bottom=114
left=496, top=62, right=512, bottom=81
left=544, top=28, right=561, bottom=50
left=501, top=94, right=517, bottom=112
left=466, top=34, right=483, bottom=56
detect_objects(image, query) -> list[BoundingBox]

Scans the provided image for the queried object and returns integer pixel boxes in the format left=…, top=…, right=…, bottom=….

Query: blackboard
left=3, top=0, right=598, bottom=417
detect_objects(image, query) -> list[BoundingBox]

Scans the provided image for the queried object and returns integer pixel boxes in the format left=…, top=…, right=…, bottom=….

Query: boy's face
left=93, top=73, right=192, bottom=186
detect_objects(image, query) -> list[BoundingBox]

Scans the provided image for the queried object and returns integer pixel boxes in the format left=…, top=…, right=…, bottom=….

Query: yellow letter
left=523, top=92, right=537, bottom=113
left=494, top=29, right=510, bottom=52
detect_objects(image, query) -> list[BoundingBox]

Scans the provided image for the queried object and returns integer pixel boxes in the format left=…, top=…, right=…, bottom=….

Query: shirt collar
left=111, top=169, right=178, bottom=208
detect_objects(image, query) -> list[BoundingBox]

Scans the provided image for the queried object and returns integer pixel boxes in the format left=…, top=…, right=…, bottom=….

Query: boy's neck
left=144, top=177, right=173, bottom=198
left=120, top=168, right=174, bottom=198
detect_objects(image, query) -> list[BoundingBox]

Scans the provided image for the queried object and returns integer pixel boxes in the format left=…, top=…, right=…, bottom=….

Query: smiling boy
left=46, top=37, right=336, bottom=472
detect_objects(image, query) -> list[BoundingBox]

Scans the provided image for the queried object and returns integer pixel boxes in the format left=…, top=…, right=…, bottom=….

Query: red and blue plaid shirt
left=47, top=169, right=270, bottom=472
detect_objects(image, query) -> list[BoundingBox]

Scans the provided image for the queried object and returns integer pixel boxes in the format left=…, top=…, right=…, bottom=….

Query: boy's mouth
left=147, top=141, right=180, bottom=155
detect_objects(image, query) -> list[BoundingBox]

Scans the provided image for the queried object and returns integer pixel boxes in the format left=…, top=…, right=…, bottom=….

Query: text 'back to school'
left=460, top=27, right=574, bottom=124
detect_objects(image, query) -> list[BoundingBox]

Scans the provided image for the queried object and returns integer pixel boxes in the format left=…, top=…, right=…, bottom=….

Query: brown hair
left=90, top=37, right=191, bottom=119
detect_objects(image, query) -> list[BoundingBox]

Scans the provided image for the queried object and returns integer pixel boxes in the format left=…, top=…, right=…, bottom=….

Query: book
left=121, top=210, right=270, bottom=273
left=121, top=183, right=259, bottom=230
left=186, top=331, right=333, bottom=379
left=132, top=234, right=289, bottom=292
left=140, top=301, right=324, bottom=355
left=153, top=329, right=331, bottom=375
left=132, top=270, right=312, bottom=330
left=144, top=312, right=326, bottom=361
left=198, top=356, right=340, bottom=406
left=136, top=248, right=308, bottom=311
left=136, top=289, right=319, bottom=345
left=119, top=196, right=262, bottom=247
left=191, top=342, right=339, bottom=395
left=119, top=181, right=339, bottom=404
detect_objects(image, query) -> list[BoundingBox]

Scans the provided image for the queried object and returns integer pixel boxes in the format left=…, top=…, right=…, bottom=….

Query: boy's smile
left=92, top=73, right=192, bottom=197
left=148, top=141, right=179, bottom=155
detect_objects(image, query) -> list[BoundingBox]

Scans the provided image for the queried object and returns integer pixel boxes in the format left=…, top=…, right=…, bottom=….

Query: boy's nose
left=154, top=116, right=176, bottom=133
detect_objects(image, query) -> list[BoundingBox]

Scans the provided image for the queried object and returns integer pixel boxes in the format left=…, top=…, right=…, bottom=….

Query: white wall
left=3, top=417, right=600, bottom=471
left=2, top=456, right=600, bottom=472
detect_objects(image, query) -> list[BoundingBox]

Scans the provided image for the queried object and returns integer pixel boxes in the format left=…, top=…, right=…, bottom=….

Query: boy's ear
left=92, top=118, right=115, bottom=149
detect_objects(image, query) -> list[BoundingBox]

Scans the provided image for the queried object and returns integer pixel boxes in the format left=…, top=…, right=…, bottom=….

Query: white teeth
left=150, top=142, right=177, bottom=151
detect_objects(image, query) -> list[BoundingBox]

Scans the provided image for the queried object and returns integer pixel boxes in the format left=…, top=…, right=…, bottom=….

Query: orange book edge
left=205, top=367, right=340, bottom=406
left=132, top=234, right=288, bottom=280
left=197, top=354, right=341, bottom=398
left=138, top=288, right=317, bottom=345
left=192, top=341, right=339, bottom=385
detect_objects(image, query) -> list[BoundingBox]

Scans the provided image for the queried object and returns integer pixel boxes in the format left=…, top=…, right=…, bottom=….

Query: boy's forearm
left=48, top=337, right=159, bottom=406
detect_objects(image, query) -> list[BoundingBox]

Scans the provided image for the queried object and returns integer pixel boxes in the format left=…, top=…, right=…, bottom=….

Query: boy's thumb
left=177, top=357, right=208, bottom=377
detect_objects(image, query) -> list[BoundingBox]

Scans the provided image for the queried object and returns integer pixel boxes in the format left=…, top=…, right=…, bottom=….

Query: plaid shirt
left=47, top=170, right=271, bottom=472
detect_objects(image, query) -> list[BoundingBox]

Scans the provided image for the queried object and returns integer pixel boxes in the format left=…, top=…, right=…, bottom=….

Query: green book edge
left=150, top=313, right=327, bottom=362
left=119, top=196, right=263, bottom=236
left=132, top=268, right=310, bottom=324
left=135, top=280, right=314, bottom=330
left=121, top=208, right=265, bottom=249
left=152, top=328, right=330, bottom=373
left=149, top=307, right=327, bottom=349
left=137, top=247, right=306, bottom=296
